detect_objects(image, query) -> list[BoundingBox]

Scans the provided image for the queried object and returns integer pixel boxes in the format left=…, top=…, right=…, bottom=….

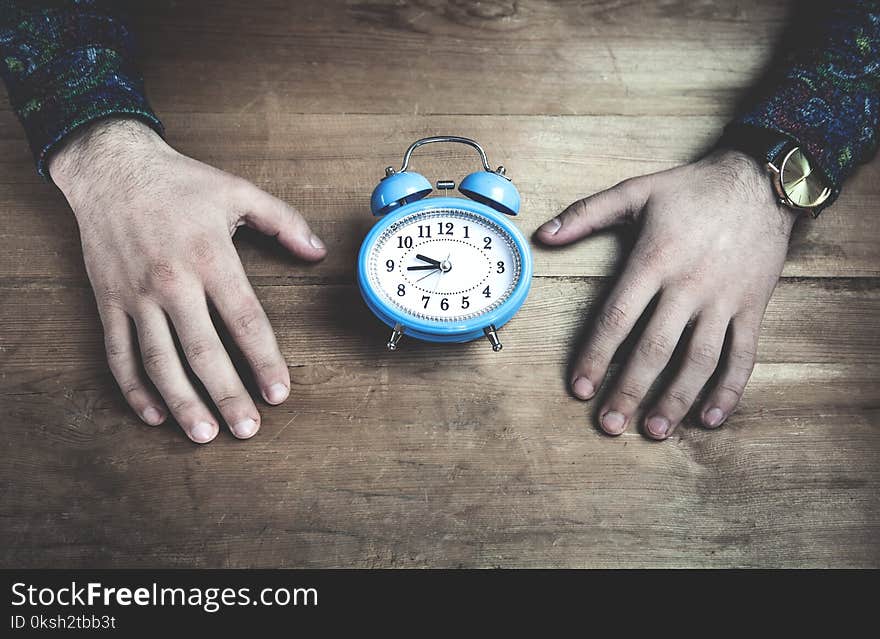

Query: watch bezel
left=770, top=146, right=832, bottom=214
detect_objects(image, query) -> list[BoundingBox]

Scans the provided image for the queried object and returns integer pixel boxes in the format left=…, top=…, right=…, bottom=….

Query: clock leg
left=484, top=325, right=503, bottom=352
left=386, top=323, right=405, bottom=351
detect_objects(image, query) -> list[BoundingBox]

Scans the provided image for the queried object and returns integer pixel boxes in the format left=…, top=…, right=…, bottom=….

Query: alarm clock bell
left=370, top=136, right=520, bottom=218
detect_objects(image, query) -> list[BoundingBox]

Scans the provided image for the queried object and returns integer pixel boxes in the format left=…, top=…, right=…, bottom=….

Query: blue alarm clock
left=357, top=136, right=533, bottom=351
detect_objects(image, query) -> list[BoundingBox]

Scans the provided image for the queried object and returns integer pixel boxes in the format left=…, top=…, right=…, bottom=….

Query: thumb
left=536, top=177, right=650, bottom=246
left=239, top=184, right=327, bottom=262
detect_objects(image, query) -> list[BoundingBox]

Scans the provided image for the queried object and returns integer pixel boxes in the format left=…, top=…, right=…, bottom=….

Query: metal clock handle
left=382, top=136, right=510, bottom=353
left=387, top=136, right=507, bottom=177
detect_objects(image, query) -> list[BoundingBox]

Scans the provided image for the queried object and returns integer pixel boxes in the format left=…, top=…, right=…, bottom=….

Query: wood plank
left=1, top=279, right=879, bottom=373
left=0, top=0, right=789, bottom=118
left=0, top=279, right=877, bottom=567
left=127, top=0, right=789, bottom=117
left=0, top=281, right=880, bottom=567
left=0, top=362, right=876, bottom=568
left=1, top=279, right=878, bottom=567
left=1, top=113, right=878, bottom=281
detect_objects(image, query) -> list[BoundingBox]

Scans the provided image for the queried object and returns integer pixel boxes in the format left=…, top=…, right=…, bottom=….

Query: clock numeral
left=417, top=225, right=432, bottom=238
left=386, top=259, right=395, bottom=272
left=463, top=225, right=470, bottom=239
left=437, top=222, right=454, bottom=235
left=440, top=298, right=450, bottom=311
left=461, top=296, right=470, bottom=309
left=421, top=295, right=430, bottom=309
left=482, top=285, right=491, bottom=298
left=496, top=260, right=505, bottom=273
left=397, top=284, right=406, bottom=297
left=483, top=236, right=492, bottom=249
left=397, top=236, right=413, bottom=249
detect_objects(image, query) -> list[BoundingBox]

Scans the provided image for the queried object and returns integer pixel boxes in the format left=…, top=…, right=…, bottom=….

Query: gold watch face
left=779, top=147, right=831, bottom=209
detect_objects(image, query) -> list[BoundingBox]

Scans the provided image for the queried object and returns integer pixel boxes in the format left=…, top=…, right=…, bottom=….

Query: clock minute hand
left=407, top=265, right=440, bottom=271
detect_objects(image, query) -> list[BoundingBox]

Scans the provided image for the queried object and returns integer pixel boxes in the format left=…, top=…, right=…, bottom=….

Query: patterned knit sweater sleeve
left=727, top=0, right=880, bottom=207
left=0, top=0, right=163, bottom=179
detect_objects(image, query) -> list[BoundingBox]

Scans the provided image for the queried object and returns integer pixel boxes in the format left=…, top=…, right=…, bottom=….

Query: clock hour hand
left=415, top=254, right=441, bottom=266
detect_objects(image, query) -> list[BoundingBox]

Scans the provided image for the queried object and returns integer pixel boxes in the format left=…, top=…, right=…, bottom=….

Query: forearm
left=0, top=1, right=163, bottom=180
left=725, top=0, right=880, bottom=205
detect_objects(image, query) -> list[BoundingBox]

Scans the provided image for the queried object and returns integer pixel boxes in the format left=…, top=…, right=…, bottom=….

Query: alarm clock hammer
left=357, top=136, right=533, bottom=352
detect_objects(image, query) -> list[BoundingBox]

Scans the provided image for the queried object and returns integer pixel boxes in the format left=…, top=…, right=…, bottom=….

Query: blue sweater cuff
left=0, top=5, right=164, bottom=180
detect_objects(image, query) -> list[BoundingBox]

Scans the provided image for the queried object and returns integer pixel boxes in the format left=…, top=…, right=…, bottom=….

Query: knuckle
left=188, top=234, right=216, bottom=265
left=119, top=378, right=143, bottom=399
left=671, top=265, right=707, bottom=292
left=183, top=337, right=218, bottom=366
left=140, top=344, right=170, bottom=374
left=719, top=381, right=745, bottom=400
left=730, top=347, right=757, bottom=374
left=104, top=333, right=128, bottom=361
left=168, top=396, right=198, bottom=415
left=687, top=342, right=720, bottom=370
left=611, top=177, right=639, bottom=202
left=564, top=198, right=590, bottom=223
left=228, top=176, right=255, bottom=202
left=665, top=387, right=694, bottom=411
left=250, top=355, right=281, bottom=375
left=616, top=382, right=645, bottom=404
left=635, top=239, right=671, bottom=270
left=214, top=391, right=245, bottom=410
left=597, top=303, right=629, bottom=333
left=144, top=259, right=181, bottom=292
left=637, top=333, right=672, bottom=362
left=230, top=302, right=267, bottom=341
left=99, top=286, right=126, bottom=310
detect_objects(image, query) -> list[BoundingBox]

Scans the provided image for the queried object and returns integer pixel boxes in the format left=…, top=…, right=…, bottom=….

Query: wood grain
left=1, top=280, right=878, bottom=568
left=0, top=0, right=877, bottom=568
left=2, top=113, right=879, bottom=280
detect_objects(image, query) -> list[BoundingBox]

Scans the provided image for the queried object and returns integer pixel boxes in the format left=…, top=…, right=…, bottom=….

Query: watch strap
left=718, top=124, right=832, bottom=216
left=718, top=124, right=790, bottom=165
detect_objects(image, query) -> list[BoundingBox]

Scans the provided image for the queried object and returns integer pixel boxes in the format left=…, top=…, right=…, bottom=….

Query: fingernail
left=265, top=383, right=289, bottom=404
left=646, top=416, right=670, bottom=438
left=309, top=233, right=326, bottom=251
left=190, top=421, right=216, bottom=444
left=141, top=406, right=164, bottom=426
left=704, top=407, right=725, bottom=428
left=571, top=377, right=595, bottom=400
left=539, top=217, right=562, bottom=235
left=232, top=418, right=258, bottom=439
left=601, top=410, right=626, bottom=435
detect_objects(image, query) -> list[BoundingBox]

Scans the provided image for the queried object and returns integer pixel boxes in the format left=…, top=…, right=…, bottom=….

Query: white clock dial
left=368, top=208, right=522, bottom=322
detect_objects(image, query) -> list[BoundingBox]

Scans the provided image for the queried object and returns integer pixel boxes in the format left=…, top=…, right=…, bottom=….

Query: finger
left=165, top=296, right=261, bottom=440
left=598, top=296, right=692, bottom=436
left=101, top=306, right=167, bottom=426
left=237, top=183, right=327, bottom=261
left=207, top=261, right=290, bottom=406
left=643, top=314, right=728, bottom=440
left=700, top=314, right=760, bottom=429
left=536, top=176, right=650, bottom=246
left=134, top=304, right=220, bottom=444
left=569, top=262, right=661, bottom=403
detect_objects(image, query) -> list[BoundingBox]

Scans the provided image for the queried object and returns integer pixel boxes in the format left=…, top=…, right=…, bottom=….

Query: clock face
left=366, top=208, right=522, bottom=323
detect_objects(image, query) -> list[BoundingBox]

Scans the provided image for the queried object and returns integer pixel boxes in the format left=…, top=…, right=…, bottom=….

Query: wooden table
left=1, top=1, right=877, bottom=568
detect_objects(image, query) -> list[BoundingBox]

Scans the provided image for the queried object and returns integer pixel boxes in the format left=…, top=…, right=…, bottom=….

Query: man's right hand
left=49, top=118, right=327, bottom=444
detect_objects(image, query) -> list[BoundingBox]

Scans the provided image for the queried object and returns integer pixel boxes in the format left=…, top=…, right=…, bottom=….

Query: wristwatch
left=719, top=126, right=832, bottom=217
